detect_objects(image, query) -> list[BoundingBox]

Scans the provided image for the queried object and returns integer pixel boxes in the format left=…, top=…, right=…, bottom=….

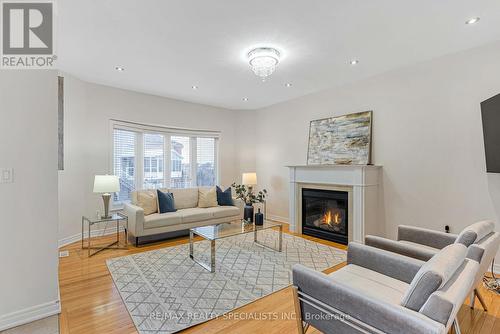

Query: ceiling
left=57, top=0, right=500, bottom=110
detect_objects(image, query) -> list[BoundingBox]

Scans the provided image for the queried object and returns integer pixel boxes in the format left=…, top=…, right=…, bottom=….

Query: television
left=481, top=93, right=500, bottom=173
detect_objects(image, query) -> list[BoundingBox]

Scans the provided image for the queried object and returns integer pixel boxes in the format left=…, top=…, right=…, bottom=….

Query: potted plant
left=231, top=182, right=267, bottom=222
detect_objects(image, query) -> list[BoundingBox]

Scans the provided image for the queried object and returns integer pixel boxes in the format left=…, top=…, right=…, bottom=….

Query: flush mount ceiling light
left=192, top=85, right=198, bottom=90
left=285, top=83, right=292, bottom=87
left=350, top=59, right=359, bottom=65
left=242, top=97, right=249, bottom=101
left=115, top=66, right=125, bottom=72
left=465, top=17, right=480, bottom=25
left=247, top=47, right=280, bottom=81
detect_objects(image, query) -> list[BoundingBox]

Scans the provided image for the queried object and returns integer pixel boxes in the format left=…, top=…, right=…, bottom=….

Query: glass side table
left=81, top=212, right=128, bottom=257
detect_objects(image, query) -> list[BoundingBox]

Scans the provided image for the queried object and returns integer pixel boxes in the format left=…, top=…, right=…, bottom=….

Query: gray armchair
left=365, top=220, right=500, bottom=311
left=292, top=243, right=478, bottom=334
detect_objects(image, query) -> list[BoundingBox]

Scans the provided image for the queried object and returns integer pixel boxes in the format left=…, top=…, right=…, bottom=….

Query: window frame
left=109, top=120, right=220, bottom=207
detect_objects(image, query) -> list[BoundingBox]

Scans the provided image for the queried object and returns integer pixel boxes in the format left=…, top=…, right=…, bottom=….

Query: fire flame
left=323, top=210, right=341, bottom=226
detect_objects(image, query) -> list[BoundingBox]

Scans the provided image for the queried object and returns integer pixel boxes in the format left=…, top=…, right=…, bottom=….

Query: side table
left=81, top=212, right=128, bottom=257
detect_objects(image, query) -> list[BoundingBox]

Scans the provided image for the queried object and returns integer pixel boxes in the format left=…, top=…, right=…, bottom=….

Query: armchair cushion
left=455, top=220, right=495, bottom=246
left=401, top=243, right=467, bottom=311
left=327, top=264, right=409, bottom=305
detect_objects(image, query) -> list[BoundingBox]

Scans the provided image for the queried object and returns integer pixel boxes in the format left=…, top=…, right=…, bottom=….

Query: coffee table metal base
left=189, top=224, right=283, bottom=273
left=189, top=230, right=216, bottom=273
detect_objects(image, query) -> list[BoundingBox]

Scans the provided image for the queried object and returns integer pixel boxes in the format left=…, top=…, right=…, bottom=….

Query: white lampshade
left=242, top=172, right=257, bottom=186
left=93, top=175, right=120, bottom=193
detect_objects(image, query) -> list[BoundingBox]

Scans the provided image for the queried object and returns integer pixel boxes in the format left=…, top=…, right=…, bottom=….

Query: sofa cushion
left=144, top=212, right=182, bottom=229
left=328, top=264, right=409, bottom=305
left=132, top=190, right=157, bottom=216
left=198, top=187, right=218, bottom=208
left=169, top=188, right=198, bottom=209
left=157, top=190, right=176, bottom=213
left=401, top=243, right=467, bottom=311
left=216, top=186, right=234, bottom=206
left=207, top=206, right=240, bottom=219
left=179, top=207, right=213, bottom=223
left=455, top=220, right=495, bottom=247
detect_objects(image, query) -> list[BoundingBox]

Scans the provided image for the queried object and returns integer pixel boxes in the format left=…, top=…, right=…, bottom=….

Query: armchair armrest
left=347, top=242, right=424, bottom=283
left=292, top=264, right=444, bottom=334
left=123, top=203, right=144, bottom=237
left=365, top=235, right=437, bottom=261
left=398, top=225, right=457, bottom=249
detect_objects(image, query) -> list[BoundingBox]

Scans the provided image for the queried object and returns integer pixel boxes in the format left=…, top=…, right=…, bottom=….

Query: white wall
left=255, top=41, right=500, bottom=242
left=0, top=71, right=60, bottom=330
left=58, top=75, right=244, bottom=242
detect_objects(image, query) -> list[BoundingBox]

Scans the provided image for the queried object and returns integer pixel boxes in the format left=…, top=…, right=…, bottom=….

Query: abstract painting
left=307, top=111, right=372, bottom=165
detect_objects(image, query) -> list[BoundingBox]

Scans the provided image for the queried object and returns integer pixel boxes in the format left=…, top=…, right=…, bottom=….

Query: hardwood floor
left=59, top=225, right=499, bottom=334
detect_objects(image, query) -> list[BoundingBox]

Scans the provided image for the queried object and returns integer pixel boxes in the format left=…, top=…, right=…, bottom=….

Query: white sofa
left=124, top=187, right=243, bottom=245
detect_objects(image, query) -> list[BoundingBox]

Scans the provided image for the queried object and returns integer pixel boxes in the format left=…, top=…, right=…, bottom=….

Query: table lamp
left=242, top=172, right=257, bottom=188
left=93, top=175, right=120, bottom=219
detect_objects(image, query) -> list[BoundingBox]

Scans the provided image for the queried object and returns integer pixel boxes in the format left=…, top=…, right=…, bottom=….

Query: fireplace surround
left=288, top=165, right=382, bottom=243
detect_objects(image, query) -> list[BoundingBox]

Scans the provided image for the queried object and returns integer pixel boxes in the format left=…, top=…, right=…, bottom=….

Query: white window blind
left=170, top=136, right=191, bottom=188
left=144, top=133, right=165, bottom=189
left=196, top=137, right=216, bottom=186
left=113, top=129, right=137, bottom=201
left=111, top=121, right=219, bottom=203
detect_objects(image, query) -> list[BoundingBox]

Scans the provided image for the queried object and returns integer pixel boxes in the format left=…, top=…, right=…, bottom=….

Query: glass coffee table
left=189, top=220, right=283, bottom=273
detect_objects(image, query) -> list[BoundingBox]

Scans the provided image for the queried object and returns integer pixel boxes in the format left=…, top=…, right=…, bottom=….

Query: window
left=196, top=137, right=216, bottom=186
left=113, top=129, right=136, bottom=202
left=170, top=136, right=191, bottom=188
left=144, top=133, right=165, bottom=189
left=111, top=122, right=219, bottom=202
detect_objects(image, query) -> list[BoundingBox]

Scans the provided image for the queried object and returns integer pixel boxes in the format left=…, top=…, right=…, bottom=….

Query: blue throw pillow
left=157, top=190, right=176, bottom=213
left=216, top=186, right=234, bottom=206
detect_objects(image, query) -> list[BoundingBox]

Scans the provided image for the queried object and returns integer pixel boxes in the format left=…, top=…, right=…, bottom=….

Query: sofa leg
left=292, top=286, right=308, bottom=334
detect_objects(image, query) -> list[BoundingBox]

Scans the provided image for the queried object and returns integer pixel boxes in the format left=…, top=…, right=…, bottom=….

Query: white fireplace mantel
left=287, top=164, right=382, bottom=243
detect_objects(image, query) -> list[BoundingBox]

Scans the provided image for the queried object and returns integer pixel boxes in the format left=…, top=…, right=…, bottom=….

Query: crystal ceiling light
left=247, top=47, right=280, bottom=81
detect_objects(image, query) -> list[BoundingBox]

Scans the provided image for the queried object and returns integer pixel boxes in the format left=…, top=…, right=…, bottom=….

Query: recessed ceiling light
left=465, top=17, right=480, bottom=25
left=242, top=97, right=249, bottom=101
left=285, top=83, right=292, bottom=87
left=192, top=85, right=198, bottom=90
left=350, top=59, right=359, bottom=65
left=115, top=66, right=125, bottom=72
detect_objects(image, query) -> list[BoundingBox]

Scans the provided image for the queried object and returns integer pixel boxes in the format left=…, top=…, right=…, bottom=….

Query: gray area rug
left=107, top=229, right=346, bottom=333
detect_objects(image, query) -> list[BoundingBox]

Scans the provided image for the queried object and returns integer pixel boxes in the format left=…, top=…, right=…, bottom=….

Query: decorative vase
left=255, top=208, right=264, bottom=226
left=244, top=204, right=254, bottom=223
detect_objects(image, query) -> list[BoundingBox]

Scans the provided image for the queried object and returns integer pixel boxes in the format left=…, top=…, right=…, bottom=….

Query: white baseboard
left=59, top=226, right=126, bottom=248
left=267, top=214, right=289, bottom=224
left=0, top=300, right=60, bottom=331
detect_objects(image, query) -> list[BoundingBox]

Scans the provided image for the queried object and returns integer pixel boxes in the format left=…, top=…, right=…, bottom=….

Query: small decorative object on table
left=232, top=172, right=267, bottom=223
left=255, top=208, right=264, bottom=226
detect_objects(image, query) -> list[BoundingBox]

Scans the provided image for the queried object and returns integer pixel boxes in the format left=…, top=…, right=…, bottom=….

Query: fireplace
left=301, top=188, right=348, bottom=245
